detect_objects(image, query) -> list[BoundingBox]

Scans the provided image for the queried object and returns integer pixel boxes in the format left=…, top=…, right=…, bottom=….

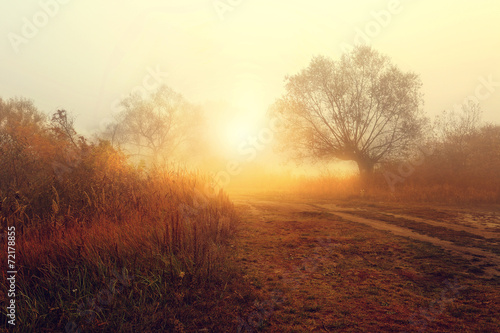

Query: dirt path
left=232, top=194, right=500, bottom=332
left=382, top=212, right=499, bottom=239
left=318, top=209, right=500, bottom=278
left=235, top=197, right=500, bottom=278
left=315, top=203, right=500, bottom=239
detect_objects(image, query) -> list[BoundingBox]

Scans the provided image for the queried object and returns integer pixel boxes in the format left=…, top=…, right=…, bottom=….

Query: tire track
left=316, top=207, right=500, bottom=278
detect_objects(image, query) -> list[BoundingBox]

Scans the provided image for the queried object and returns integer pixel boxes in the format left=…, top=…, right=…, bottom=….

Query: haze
left=1, top=0, right=499, bottom=137
left=3, top=2, right=500, bottom=331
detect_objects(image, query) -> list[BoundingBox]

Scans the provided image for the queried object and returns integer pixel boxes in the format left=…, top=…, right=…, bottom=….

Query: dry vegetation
left=1, top=93, right=499, bottom=333
left=0, top=99, right=245, bottom=332
left=232, top=195, right=500, bottom=332
left=228, top=118, right=500, bottom=204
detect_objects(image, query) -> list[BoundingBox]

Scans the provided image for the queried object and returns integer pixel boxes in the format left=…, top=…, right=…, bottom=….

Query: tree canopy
left=271, top=46, right=426, bottom=177
left=101, top=85, right=202, bottom=166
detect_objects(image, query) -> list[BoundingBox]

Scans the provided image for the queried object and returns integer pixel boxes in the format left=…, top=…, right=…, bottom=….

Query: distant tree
left=468, top=124, right=500, bottom=179
left=432, top=103, right=500, bottom=178
left=433, top=101, right=482, bottom=170
left=51, top=109, right=82, bottom=149
left=0, top=98, right=51, bottom=188
left=0, top=97, right=47, bottom=152
left=0, top=98, right=59, bottom=224
left=271, top=46, right=426, bottom=178
left=102, top=85, right=201, bottom=166
left=435, top=101, right=482, bottom=140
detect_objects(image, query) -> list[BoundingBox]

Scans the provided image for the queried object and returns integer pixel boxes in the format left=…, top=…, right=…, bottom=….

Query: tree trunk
left=356, top=158, right=375, bottom=179
left=355, top=158, right=375, bottom=194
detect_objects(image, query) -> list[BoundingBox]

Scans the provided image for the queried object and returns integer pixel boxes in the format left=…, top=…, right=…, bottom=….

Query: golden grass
left=1, top=143, right=242, bottom=331
left=226, top=167, right=500, bottom=205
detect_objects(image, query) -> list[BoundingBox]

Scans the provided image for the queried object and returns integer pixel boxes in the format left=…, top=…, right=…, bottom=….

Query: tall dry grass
left=1, top=157, right=239, bottom=331
left=0, top=102, right=241, bottom=331
left=277, top=170, right=500, bottom=204
left=225, top=164, right=500, bottom=205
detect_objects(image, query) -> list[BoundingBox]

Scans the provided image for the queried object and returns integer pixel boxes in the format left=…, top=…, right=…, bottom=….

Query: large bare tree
left=271, top=46, right=426, bottom=177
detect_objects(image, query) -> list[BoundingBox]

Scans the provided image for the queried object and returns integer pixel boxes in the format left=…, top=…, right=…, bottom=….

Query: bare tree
left=102, top=85, right=201, bottom=166
left=51, top=109, right=85, bottom=149
left=435, top=101, right=482, bottom=141
left=433, top=101, right=482, bottom=171
left=271, top=46, right=426, bottom=178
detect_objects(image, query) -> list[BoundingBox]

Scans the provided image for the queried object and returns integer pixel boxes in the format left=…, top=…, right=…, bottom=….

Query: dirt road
left=231, top=194, right=500, bottom=332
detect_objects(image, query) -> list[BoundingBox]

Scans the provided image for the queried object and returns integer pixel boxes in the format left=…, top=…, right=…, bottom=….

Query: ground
left=230, top=193, right=500, bottom=332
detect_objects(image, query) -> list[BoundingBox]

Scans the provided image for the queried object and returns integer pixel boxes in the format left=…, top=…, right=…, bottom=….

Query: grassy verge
left=1, top=168, right=251, bottom=332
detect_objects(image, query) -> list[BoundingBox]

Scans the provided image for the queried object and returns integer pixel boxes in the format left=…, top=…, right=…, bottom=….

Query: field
left=2, top=183, right=500, bottom=332
left=3, top=2, right=500, bottom=331
left=1, top=100, right=499, bottom=331
left=231, top=192, right=500, bottom=332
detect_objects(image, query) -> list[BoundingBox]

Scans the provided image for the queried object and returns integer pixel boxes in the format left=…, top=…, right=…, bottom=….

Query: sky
left=1, top=0, right=499, bottom=155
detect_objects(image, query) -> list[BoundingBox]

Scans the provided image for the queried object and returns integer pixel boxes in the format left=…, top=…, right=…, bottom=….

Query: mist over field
left=1, top=1, right=499, bottom=332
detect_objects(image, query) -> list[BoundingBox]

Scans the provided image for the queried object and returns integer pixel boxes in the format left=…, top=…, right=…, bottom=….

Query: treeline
left=380, top=102, right=500, bottom=203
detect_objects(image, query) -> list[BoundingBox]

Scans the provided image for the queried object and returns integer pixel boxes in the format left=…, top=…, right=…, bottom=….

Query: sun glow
left=211, top=106, right=262, bottom=161
left=207, top=87, right=268, bottom=159
left=224, top=116, right=256, bottom=144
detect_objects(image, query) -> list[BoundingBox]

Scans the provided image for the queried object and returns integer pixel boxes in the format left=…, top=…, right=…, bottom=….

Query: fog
left=3, top=2, right=500, bottom=332
left=1, top=0, right=499, bottom=137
